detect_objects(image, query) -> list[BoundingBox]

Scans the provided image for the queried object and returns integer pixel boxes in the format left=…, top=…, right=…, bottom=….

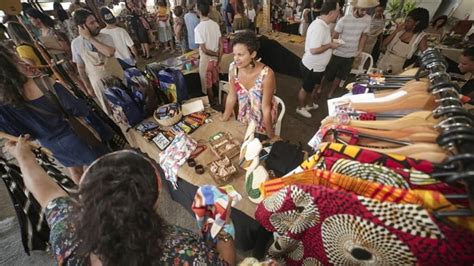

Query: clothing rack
left=419, top=48, right=474, bottom=214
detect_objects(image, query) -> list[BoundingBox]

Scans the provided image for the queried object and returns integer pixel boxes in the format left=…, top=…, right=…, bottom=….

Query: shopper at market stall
left=232, top=0, right=250, bottom=31
left=323, top=0, right=376, bottom=98
left=99, top=7, right=138, bottom=69
left=457, top=46, right=474, bottom=99
left=244, top=0, right=256, bottom=30
left=184, top=3, right=200, bottom=49
left=209, top=0, right=225, bottom=32
left=71, top=8, right=124, bottom=113
left=53, top=2, right=77, bottom=41
left=4, top=141, right=236, bottom=265
left=363, top=4, right=385, bottom=55
left=156, top=0, right=175, bottom=53
left=195, top=3, right=222, bottom=99
left=298, top=0, right=312, bottom=37
left=224, top=0, right=236, bottom=33
left=426, top=15, right=447, bottom=42
left=296, top=1, right=341, bottom=118
left=0, top=47, right=109, bottom=183
left=173, top=6, right=189, bottom=54
left=222, top=30, right=278, bottom=139
left=26, top=8, right=87, bottom=97
left=378, top=8, right=429, bottom=74
left=125, top=0, right=152, bottom=59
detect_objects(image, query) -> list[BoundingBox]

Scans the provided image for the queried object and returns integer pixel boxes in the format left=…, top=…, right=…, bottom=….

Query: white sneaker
left=305, top=103, right=319, bottom=111
left=296, top=107, right=312, bottom=118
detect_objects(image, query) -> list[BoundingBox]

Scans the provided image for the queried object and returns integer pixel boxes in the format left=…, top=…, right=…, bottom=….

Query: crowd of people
left=0, top=0, right=473, bottom=264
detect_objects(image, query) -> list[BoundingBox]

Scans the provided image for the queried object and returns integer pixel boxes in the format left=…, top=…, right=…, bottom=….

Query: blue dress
left=0, top=82, right=110, bottom=167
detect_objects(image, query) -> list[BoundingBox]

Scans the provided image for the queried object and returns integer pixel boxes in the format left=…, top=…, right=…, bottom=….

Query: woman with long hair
left=53, top=2, right=77, bottom=41
left=4, top=142, right=236, bottom=265
left=426, top=15, right=448, bottom=42
left=222, top=30, right=278, bottom=139
left=125, top=0, right=152, bottom=59
left=0, top=46, right=110, bottom=183
left=378, top=8, right=430, bottom=74
left=25, top=8, right=87, bottom=95
left=232, top=0, right=250, bottom=31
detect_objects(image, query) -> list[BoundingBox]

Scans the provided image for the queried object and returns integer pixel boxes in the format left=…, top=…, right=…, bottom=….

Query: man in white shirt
left=71, top=9, right=124, bottom=114
left=99, top=6, right=138, bottom=69
left=195, top=2, right=222, bottom=100
left=296, top=1, right=340, bottom=118
left=323, top=0, right=377, bottom=98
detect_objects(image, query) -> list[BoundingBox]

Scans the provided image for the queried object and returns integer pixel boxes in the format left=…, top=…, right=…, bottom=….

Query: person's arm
left=199, top=43, right=220, bottom=57
left=382, top=23, right=404, bottom=50
left=4, top=135, right=68, bottom=209
left=77, top=63, right=96, bottom=97
left=358, top=32, right=367, bottom=55
left=124, top=29, right=138, bottom=59
left=332, top=31, right=340, bottom=39
left=221, top=71, right=237, bottom=121
left=262, top=68, right=276, bottom=138
left=78, top=25, right=115, bottom=57
left=310, top=42, right=339, bottom=54
left=418, top=35, right=428, bottom=52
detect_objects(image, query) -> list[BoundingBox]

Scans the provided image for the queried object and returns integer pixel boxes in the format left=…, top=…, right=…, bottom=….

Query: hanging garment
left=261, top=169, right=474, bottom=232
left=314, top=156, right=466, bottom=196
left=0, top=152, right=76, bottom=254
left=159, top=132, right=197, bottom=188
left=256, top=184, right=474, bottom=265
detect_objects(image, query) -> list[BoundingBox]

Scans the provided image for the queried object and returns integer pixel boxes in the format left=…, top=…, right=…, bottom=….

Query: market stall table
left=121, top=109, right=272, bottom=253
left=259, top=32, right=304, bottom=78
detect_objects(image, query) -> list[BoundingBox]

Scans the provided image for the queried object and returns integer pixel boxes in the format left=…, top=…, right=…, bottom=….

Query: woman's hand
left=4, top=135, right=35, bottom=162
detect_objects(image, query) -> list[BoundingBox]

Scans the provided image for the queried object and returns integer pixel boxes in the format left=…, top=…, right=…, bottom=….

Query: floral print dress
left=45, top=197, right=227, bottom=265
left=232, top=63, right=278, bottom=134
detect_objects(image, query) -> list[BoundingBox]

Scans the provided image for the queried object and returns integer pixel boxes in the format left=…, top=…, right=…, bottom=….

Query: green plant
left=386, top=0, right=418, bottom=21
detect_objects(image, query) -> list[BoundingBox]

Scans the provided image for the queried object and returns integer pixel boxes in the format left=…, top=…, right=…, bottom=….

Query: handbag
left=29, top=76, right=103, bottom=149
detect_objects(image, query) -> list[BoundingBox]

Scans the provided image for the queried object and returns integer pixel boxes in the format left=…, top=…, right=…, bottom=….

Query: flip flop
left=245, top=165, right=269, bottom=204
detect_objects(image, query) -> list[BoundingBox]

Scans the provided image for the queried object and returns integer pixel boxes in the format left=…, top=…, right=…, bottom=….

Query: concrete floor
left=0, top=48, right=349, bottom=265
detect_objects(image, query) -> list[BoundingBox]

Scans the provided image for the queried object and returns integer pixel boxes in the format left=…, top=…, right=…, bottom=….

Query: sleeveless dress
left=232, top=63, right=278, bottom=134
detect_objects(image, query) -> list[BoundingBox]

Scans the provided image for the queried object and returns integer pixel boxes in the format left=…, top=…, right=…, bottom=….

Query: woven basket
left=209, top=133, right=240, bottom=159
left=153, top=104, right=183, bottom=127
left=208, top=156, right=237, bottom=185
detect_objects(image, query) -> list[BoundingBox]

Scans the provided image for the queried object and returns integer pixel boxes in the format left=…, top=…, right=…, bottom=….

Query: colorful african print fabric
left=255, top=184, right=474, bottom=265
left=261, top=169, right=474, bottom=232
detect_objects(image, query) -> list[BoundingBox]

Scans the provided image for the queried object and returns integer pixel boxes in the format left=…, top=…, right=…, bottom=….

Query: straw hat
left=350, top=0, right=379, bottom=8
left=0, top=0, right=22, bottom=15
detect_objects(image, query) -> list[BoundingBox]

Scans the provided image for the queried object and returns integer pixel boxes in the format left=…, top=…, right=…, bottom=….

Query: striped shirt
left=333, top=12, right=371, bottom=58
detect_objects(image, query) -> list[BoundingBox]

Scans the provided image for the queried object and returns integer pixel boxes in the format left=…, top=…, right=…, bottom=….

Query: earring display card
left=136, top=120, right=159, bottom=135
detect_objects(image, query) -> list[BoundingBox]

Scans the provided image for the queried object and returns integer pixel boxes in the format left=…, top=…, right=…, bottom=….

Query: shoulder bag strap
left=33, top=76, right=71, bottom=119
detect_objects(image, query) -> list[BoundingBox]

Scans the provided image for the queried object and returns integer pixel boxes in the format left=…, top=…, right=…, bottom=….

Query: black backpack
left=265, top=141, right=305, bottom=177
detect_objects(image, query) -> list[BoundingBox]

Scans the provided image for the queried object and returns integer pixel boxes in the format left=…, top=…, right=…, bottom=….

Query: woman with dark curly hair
left=426, top=15, right=448, bottom=41
left=4, top=140, right=236, bottom=265
left=0, top=46, right=110, bottom=183
left=378, top=8, right=430, bottom=74
left=221, top=30, right=278, bottom=139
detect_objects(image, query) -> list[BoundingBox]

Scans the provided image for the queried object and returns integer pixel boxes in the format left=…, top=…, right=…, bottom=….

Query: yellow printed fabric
left=16, top=45, right=42, bottom=66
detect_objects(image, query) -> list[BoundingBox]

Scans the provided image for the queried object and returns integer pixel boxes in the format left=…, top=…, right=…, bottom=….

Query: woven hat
left=350, top=0, right=379, bottom=8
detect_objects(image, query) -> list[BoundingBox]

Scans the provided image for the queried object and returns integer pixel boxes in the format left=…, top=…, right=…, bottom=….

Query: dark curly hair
left=232, top=30, right=260, bottom=54
left=73, top=150, right=165, bottom=265
left=407, top=8, right=429, bottom=34
left=25, top=8, right=55, bottom=28
left=0, top=45, right=28, bottom=106
left=431, top=15, right=448, bottom=29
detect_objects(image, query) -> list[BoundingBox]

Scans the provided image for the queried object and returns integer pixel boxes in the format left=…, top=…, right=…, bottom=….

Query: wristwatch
left=217, top=230, right=233, bottom=242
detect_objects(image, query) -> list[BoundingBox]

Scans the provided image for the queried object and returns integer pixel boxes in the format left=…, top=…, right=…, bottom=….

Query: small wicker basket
left=153, top=104, right=183, bottom=127
left=208, top=156, right=237, bottom=185
left=209, top=133, right=240, bottom=159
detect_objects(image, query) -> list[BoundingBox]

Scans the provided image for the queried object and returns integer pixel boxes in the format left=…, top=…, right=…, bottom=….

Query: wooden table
left=263, top=31, right=305, bottom=58
left=121, top=107, right=271, bottom=252
left=123, top=110, right=257, bottom=218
